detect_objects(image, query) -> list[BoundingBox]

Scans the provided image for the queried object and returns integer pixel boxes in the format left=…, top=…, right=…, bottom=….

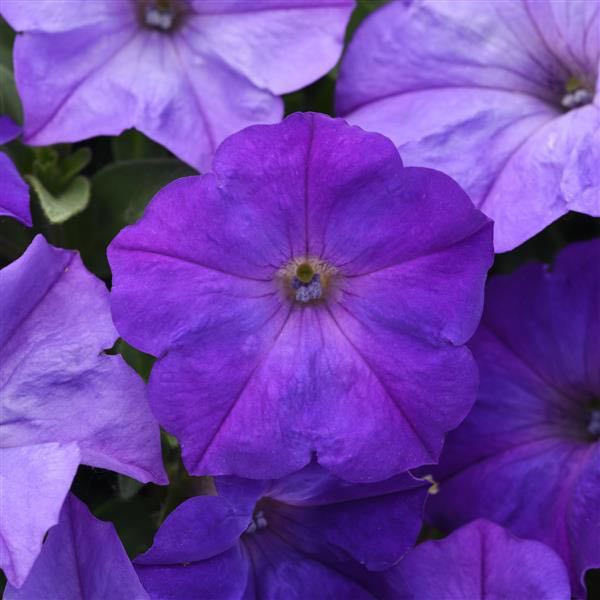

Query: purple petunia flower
left=0, top=235, right=166, bottom=588
left=426, top=240, right=599, bottom=597
left=0, top=116, right=31, bottom=226
left=4, top=493, right=149, bottom=600
left=336, top=0, right=600, bottom=252
left=108, top=112, right=493, bottom=482
left=0, top=0, right=354, bottom=171
left=134, top=462, right=428, bottom=599
left=383, top=519, right=571, bottom=600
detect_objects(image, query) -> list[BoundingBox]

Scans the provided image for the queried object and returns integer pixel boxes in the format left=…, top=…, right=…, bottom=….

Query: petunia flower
left=336, top=0, right=600, bottom=252
left=0, top=0, right=355, bottom=171
left=0, top=116, right=31, bottom=226
left=4, top=493, right=149, bottom=600
left=383, top=519, right=571, bottom=600
left=426, top=240, right=599, bottom=597
left=108, top=112, right=493, bottom=482
left=134, top=462, right=428, bottom=599
left=0, top=235, right=166, bottom=588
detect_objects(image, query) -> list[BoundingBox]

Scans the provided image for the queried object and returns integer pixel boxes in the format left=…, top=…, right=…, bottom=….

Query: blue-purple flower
left=4, top=493, right=149, bottom=600
left=336, top=0, right=600, bottom=251
left=134, top=463, right=427, bottom=599
left=427, top=240, right=599, bottom=597
left=384, top=519, right=571, bottom=599
left=108, top=112, right=493, bottom=482
left=0, top=235, right=166, bottom=588
left=0, top=0, right=354, bottom=171
left=0, top=116, right=31, bottom=226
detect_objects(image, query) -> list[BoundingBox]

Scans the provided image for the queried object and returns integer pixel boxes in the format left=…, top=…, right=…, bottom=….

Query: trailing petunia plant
left=0, top=1, right=598, bottom=599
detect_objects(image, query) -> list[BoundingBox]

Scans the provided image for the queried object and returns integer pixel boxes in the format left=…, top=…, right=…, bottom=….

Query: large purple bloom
left=1, top=0, right=354, bottom=171
left=4, top=493, right=149, bottom=600
left=0, top=235, right=166, bottom=588
left=109, top=112, right=493, bottom=482
left=427, top=240, right=600, bottom=597
left=384, top=519, right=571, bottom=599
left=0, top=116, right=31, bottom=226
left=336, top=0, right=600, bottom=251
left=134, top=463, right=427, bottom=599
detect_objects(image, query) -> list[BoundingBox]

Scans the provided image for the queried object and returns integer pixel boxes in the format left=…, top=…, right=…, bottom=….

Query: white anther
left=145, top=6, right=174, bottom=30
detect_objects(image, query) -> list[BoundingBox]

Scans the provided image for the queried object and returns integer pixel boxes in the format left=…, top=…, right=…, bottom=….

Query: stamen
left=139, top=0, right=183, bottom=32
left=561, top=88, right=594, bottom=109
left=588, top=409, right=600, bottom=437
left=245, top=510, right=268, bottom=534
left=561, top=75, right=594, bottom=110
left=293, top=273, right=322, bottom=303
left=278, top=257, right=337, bottom=304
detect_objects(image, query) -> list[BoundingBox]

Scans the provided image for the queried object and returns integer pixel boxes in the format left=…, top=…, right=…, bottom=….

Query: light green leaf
left=27, top=174, right=90, bottom=224
left=58, top=147, right=92, bottom=186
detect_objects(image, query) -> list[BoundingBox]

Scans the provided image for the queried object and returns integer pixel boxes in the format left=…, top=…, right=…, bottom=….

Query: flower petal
left=428, top=240, right=600, bottom=596
left=1, top=235, right=166, bottom=483
left=0, top=153, right=31, bottom=226
left=385, top=519, right=570, bottom=600
left=0, top=0, right=131, bottom=32
left=0, top=443, right=79, bottom=588
left=243, top=530, right=375, bottom=600
left=136, top=545, right=250, bottom=600
left=4, top=494, right=149, bottom=599
left=136, top=479, right=264, bottom=565
left=186, top=1, right=354, bottom=94
left=265, top=465, right=427, bottom=571
left=482, top=105, right=600, bottom=252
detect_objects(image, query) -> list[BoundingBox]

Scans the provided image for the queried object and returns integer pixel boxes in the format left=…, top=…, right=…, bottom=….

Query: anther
left=588, top=409, right=600, bottom=437
left=245, top=510, right=268, bottom=534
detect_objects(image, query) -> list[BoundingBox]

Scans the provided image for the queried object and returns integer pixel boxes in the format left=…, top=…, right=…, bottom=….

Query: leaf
left=27, top=174, right=90, bottom=224
left=59, top=147, right=92, bottom=182
left=91, top=158, right=195, bottom=232
left=0, top=18, right=21, bottom=124
left=0, top=64, right=22, bottom=124
left=111, top=129, right=169, bottom=161
left=67, top=158, right=195, bottom=278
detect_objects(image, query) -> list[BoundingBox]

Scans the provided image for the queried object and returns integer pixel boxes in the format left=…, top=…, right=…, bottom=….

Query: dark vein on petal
left=192, top=305, right=295, bottom=468
left=340, top=219, right=491, bottom=280
left=169, top=33, right=217, bottom=153
left=26, top=25, right=140, bottom=140
left=323, top=304, right=436, bottom=462
left=112, top=245, right=272, bottom=281
left=303, top=117, right=315, bottom=256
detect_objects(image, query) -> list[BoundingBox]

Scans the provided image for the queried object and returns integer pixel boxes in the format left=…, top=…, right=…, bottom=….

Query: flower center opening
left=560, top=75, right=594, bottom=110
left=138, top=0, right=184, bottom=32
left=278, top=257, right=337, bottom=305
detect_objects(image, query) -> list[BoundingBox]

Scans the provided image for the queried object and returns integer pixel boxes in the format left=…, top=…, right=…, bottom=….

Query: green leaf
left=91, top=158, right=195, bottom=231
left=0, top=63, right=22, bottom=124
left=68, top=158, right=195, bottom=277
left=58, top=147, right=92, bottom=186
left=111, top=129, right=169, bottom=161
left=117, top=475, right=144, bottom=501
left=0, top=18, right=21, bottom=124
left=27, top=174, right=90, bottom=224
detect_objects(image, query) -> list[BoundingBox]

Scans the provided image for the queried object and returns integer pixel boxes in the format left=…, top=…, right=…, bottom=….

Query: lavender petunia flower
left=336, top=0, right=600, bottom=251
left=0, top=0, right=354, bottom=171
left=0, top=116, right=31, bottom=226
left=427, top=240, right=600, bottom=597
left=384, top=519, right=571, bottom=600
left=134, top=463, right=428, bottom=599
left=0, top=235, right=166, bottom=588
left=4, top=493, right=149, bottom=600
left=108, top=112, right=493, bottom=482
